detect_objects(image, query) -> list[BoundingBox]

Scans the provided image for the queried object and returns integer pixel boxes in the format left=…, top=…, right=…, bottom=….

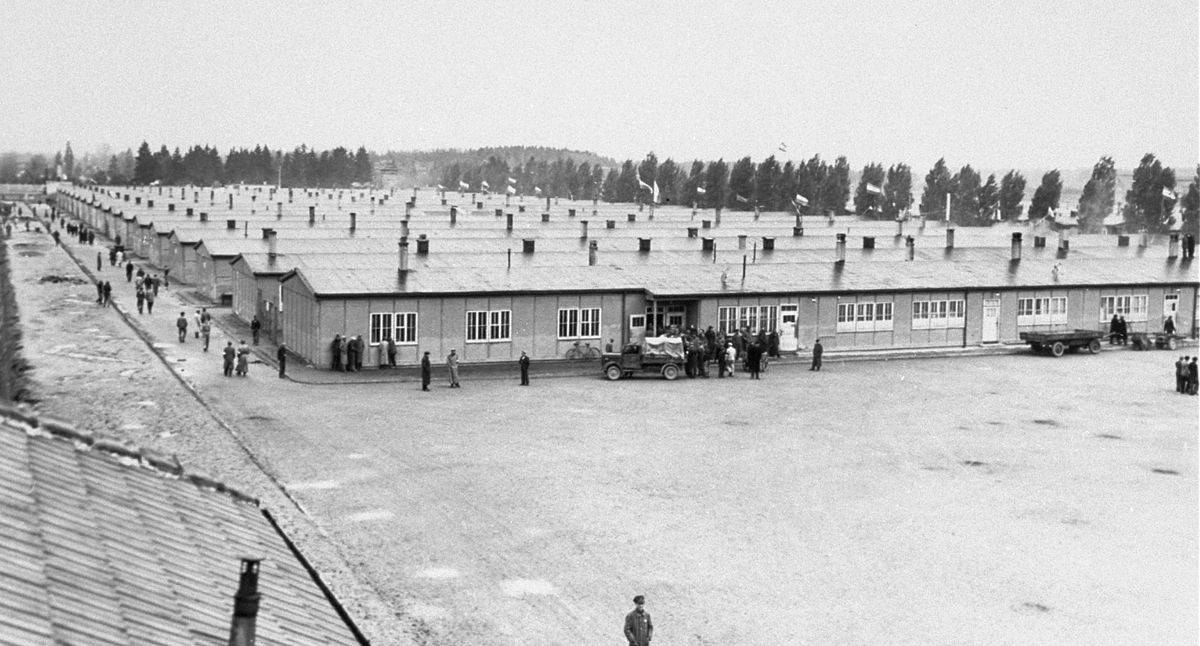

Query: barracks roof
left=0, top=408, right=360, bottom=646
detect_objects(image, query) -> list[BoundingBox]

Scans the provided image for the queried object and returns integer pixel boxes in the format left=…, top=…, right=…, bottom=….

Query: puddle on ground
left=500, top=579, right=557, bottom=596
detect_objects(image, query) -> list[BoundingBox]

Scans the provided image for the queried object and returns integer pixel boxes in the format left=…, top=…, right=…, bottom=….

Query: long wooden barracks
left=57, top=184, right=1199, bottom=368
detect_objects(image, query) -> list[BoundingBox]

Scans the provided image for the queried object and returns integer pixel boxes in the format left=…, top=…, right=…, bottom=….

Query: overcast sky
left=3, top=0, right=1196, bottom=171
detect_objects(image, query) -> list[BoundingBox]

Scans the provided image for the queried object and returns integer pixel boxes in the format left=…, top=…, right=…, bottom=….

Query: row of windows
left=364, top=294, right=1168, bottom=344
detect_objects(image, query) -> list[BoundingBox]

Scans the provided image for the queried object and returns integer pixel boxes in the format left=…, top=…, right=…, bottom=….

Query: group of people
left=330, top=334, right=372, bottom=371
left=1174, top=356, right=1198, bottom=395
left=222, top=340, right=252, bottom=377
left=1108, top=314, right=1130, bottom=344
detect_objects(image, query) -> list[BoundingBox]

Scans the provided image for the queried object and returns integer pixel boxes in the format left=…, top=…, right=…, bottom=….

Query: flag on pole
left=507, top=177, right=517, bottom=185
left=506, top=185, right=517, bottom=195
left=735, top=194, right=749, bottom=204
left=636, top=169, right=652, bottom=193
left=534, top=187, right=542, bottom=195
left=866, top=183, right=883, bottom=195
left=437, top=184, right=445, bottom=191
left=652, top=181, right=660, bottom=204
left=1162, top=186, right=1176, bottom=199
left=794, top=194, right=809, bottom=206
left=696, top=186, right=707, bottom=195
left=459, top=180, right=469, bottom=190
left=481, top=180, right=490, bottom=190
left=778, top=142, right=788, bottom=153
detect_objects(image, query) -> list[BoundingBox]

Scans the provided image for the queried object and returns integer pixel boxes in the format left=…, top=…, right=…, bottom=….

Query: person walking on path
left=446, top=349, right=461, bottom=387
left=386, top=336, right=397, bottom=368
left=623, top=595, right=653, bottom=646
left=135, top=287, right=145, bottom=314
left=723, top=342, right=736, bottom=377
left=1176, top=356, right=1188, bottom=393
left=222, top=342, right=235, bottom=377
left=810, top=338, right=823, bottom=371
left=277, top=343, right=287, bottom=378
left=96, top=251, right=102, bottom=271
left=518, top=351, right=530, bottom=385
left=176, top=312, right=188, bottom=342
left=251, top=315, right=261, bottom=345
left=193, top=310, right=203, bottom=339
left=125, top=261, right=134, bottom=282
left=235, top=340, right=250, bottom=376
left=102, top=281, right=112, bottom=307
left=201, top=319, right=212, bottom=352
left=95, top=279, right=104, bottom=305
left=163, top=268, right=169, bottom=289
left=421, top=351, right=432, bottom=391
left=144, top=288, right=154, bottom=314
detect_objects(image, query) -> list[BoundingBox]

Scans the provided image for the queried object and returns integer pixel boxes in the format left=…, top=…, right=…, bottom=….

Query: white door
left=1164, top=294, right=1179, bottom=326
left=780, top=304, right=799, bottom=351
left=629, top=314, right=646, bottom=343
left=982, top=299, right=1000, bottom=343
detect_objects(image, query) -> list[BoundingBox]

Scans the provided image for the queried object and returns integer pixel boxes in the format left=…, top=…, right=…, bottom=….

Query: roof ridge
left=0, top=402, right=260, bottom=506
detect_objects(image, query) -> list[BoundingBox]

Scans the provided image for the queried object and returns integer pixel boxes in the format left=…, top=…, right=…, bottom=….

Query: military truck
left=601, top=336, right=686, bottom=380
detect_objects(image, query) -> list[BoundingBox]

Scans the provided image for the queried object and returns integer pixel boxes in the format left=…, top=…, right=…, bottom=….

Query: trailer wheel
left=661, top=364, right=679, bottom=380
left=1088, top=339, right=1101, bottom=354
left=605, top=364, right=622, bottom=381
left=1051, top=341, right=1065, bottom=357
left=1167, top=337, right=1178, bottom=350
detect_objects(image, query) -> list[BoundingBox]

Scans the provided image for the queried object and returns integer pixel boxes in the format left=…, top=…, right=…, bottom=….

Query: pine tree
left=999, top=170, right=1026, bottom=220
left=656, top=158, right=679, bottom=204
left=354, top=147, right=372, bottom=185
left=705, top=159, right=729, bottom=209
left=1076, top=156, right=1117, bottom=232
left=63, top=142, right=75, bottom=180
left=919, top=158, right=953, bottom=220
left=818, top=156, right=851, bottom=215
left=1122, top=153, right=1176, bottom=233
left=754, top=156, right=782, bottom=210
left=727, top=157, right=755, bottom=209
left=1028, top=170, right=1063, bottom=220
left=950, top=165, right=982, bottom=225
left=601, top=168, right=619, bottom=202
left=977, top=174, right=1000, bottom=224
left=133, top=142, right=156, bottom=185
left=883, top=163, right=913, bottom=220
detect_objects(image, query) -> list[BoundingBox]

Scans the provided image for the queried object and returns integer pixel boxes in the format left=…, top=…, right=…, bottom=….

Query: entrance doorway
left=982, top=299, right=1000, bottom=343
left=779, top=304, right=799, bottom=352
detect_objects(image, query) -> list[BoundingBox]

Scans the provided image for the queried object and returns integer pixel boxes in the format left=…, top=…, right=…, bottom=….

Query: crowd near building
left=53, top=183, right=1198, bottom=369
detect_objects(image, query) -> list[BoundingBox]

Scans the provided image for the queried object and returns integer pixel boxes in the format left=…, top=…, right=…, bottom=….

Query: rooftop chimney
left=308, top=206, right=315, bottom=226
left=588, top=240, right=598, bottom=266
left=227, top=558, right=262, bottom=646
left=506, top=213, right=514, bottom=231
left=523, top=238, right=535, bottom=253
left=1168, top=232, right=1180, bottom=258
left=226, top=219, right=236, bottom=230
left=266, top=230, right=278, bottom=264
left=541, top=213, right=550, bottom=223
left=945, top=228, right=955, bottom=249
left=349, top=212, right=357, bottom=232
left=398, top=238, right=410, bottom=275
left=687, top=227, right=698, bottom=238
left=580, top=220, right=589, bottom=238
left=277, top=202, right=282, bottom=219
left=835, top=233, right=846, bottom=263
left=606, top=220, right=615, bottom=229
left=186, top=207, right=194, bottom=217
left=200, top=212, right=208, bottom=222
left=147, top=199, right=155, bottom=208
left=628, top=213, right=636, bottom=222
left=228, top=194, right=234, bottom=210
left=863, top=236, right=875, bottom=249
left=638, top=238, right=652, bottom=252
left=568, top=208, right=576, bottom=217
left=450, top=206, right=458, bottom=225
left=417, top=234, right=429, bottom=255
left=762, top=237, right=775, bottom=251
left=906, top=235, right=915, bottom=261
left=738, top=234, right=747, bottom=249
left=167, top=203, right=175, bottom=212
left=1011, top=232, right=1022, bottom=261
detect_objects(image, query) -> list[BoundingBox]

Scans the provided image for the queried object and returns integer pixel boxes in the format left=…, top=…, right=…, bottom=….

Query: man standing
left=125, top=260, right=134, bottom=282
left=331, top=335, right=342, bottom=371
left=176, top=312, right=188, bottom=342
left=251, top=315, right=262, bottom=345
left=747, top=343, right=762, bottom=379
left=386, top=335, right=397, bottom=368
left=102, top=281, right=112, bottom=307
left=421, top=351, right=432, bottom=391
left=277, top=343, right=287, bottom=379
left=193, top=309, right=202, bottom=339
left=144, top=287, right=154, bottom=314
left=447, top=349, right=460, bottom=387
left=623, top=595, right=653, bottom=646
left=810, top=338, right=823, bottom=371
left=723, top=341, right=736, bottom=377
left=1189, top=357, right=1199, bottom=396
left=201, top=319, right=211, bottom=351
left=1177, top=356, right=1188, bottom=393
left=222, top=342, right=235, bottom=377
left=518, top=351, right=530, bottom=385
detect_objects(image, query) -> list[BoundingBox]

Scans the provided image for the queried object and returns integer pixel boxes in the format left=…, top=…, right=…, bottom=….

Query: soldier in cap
left=624, top=595, right=653, bottom=646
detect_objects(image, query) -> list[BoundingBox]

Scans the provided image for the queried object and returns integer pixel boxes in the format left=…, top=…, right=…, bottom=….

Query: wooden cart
left=1019, top=330, right=1105, bottom=357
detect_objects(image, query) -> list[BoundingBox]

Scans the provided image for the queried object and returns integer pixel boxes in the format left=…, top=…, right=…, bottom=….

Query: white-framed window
left=1019, top=297, right=1068, bottom=326
left=739, top=306, right=759, bottom=334
left=393, top=312, right=417, bottom=344
left=912, top=299, right=964, bottom=330
left=1100, top=295, right=1148, bottom=322
left=718, top=306, right=738, bottom=334
left=780, top=303, right=798, bottom=325
left=758, top=306, right=779, bottom=332
left=838, top=300, right=892, bottom=332
left=466, top=310, right=509, bottom=342
left=630, top=314, right=646, bottom=329
left=558, top=307, right=601, bottom=339
left=369, top=312, right=393, bottom=345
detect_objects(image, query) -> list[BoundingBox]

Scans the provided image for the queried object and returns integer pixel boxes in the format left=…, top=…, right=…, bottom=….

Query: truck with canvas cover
left=602, top=336, right=686, bottom=380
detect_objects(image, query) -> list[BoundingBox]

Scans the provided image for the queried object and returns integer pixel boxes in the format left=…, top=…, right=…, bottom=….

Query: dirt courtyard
left=8, top=226, right=1197, bottom=645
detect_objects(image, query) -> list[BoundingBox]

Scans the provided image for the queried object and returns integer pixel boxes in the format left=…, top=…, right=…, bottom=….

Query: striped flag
left=794, top=194, right=809, bottom=206
left=437, top=184, right=445, bottom=191
left=507, top=177, right=517, bottom=185
left=459, top=180, right=469, bottom=190
left=481, top=180, right=490, bottom=190
left=506, top=185, right=517, bottom=195
left=866, top=183, right=883, bottom=195
left=534, top=187, right=542, bottom=195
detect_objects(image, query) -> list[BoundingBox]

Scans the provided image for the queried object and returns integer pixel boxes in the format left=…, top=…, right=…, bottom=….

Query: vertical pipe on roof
left=1011, top=232, right=1022, bottom=261
left=398, top=238, right=409, bottom=274
left=588, top=240, right=598, bottom=266
left=227, top=558, right=262, bottom=646
left=835, top=233, right=846, bottom=263
left=1168, top=232, right=1180, bottom=258
left=945, top=228, right=954, bottom=248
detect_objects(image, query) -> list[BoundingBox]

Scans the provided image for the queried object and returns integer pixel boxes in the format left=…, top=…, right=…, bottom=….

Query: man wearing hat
left=624, top=595, right=653, bottom=646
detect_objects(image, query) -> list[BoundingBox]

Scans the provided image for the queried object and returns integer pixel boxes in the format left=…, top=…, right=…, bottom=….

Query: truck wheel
left=1088, top=339, right=1101, bottom=354
left=661, top=364, right=679, bottom=380
left=604, top=364, right=622, bottom=381
left=1051, top=341, right=1065, bottom=357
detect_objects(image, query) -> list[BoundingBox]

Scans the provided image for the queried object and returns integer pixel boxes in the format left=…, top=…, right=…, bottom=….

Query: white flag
left=1162, top=186, right=1176, bottom=199
left=506, top=185, right=517, bottom=195
left=507, top=177, right=516, bottom=185
left=437, top=184, right=445, bottom=190
left=481, top=180, right=490, bottom=190
left=735, top=194, right=749, bottom=204
left=794, top=194, right=809, bottom=206
left=534, top=187, right=542, bottom=195
left=696, top=186, right=707, bottom=195
left=652, top=181, right=660, bottom=204
left=459, top=180, right=469, bottom=190
left=636, top=169, right=651, bottom=193
left=866, top=183, right=882, bottom=195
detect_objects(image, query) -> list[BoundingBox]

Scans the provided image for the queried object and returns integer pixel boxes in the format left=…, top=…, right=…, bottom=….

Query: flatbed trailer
left=1019, top=329, right=1105, bottom=357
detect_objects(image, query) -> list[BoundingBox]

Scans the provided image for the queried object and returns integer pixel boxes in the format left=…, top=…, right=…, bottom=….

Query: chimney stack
left=638, top=237, right=652, bottom=252
left=450, top=205, right=457, bottom=225
left=228, top=194, right=234, bottom=210
left=945, top=228, right=955, bottom=249
left=266, top=230, right=278, bottom=264
left=186, top=207, right=194, bottom=217
left=308, top=206, right=315, bottom=225
left=417, top=234, right=429, bottom=255
left=835, top=233, right=846, bottom=263
left=398, top=238, right=410, bottom=274
left=277, top=202, right=283, bottom=219
left=523, top=238, right=535, bottom=253
left=1168, top=232, right=1180, bottom=258
left=200, top=212, right=208, bottom=222
left=738, top=234, right=747, bottom=249
left=227, top=558, right=261, bottom=646
left=226, top=219, right=237, bottom=230
left=863, top=236, right=875, bottom=249
left=506, top=213, right=513, bottom=231
left=1011, top=232, right=1022, bottom=261
left=588, top=240, right=598, bottom=266
left=349, top=212, right=356, bottom=232
left=580, top=220, right=589, bottom=238
left=762, top=237, right=775, bottom=251
left=906, top=235, right=915, bottom=261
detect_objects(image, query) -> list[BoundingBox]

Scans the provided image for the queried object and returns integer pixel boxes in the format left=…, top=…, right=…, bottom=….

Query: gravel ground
left=9, top=219, right=1198, bottom=646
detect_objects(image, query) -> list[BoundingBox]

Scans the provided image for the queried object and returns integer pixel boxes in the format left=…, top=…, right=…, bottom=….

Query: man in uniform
left=420, top=351, right=432, bottom=391
left=447, top=349, right=460, bottom=387
left=623, top=595, right=653, bottom=646
left=222, top=342, right=235, bottom=377
left=176, top=312, right=188, bottom=342
left=518, top=351, right=530, bottom=385
left=277, top=343, right=287, bottom=378
left=810, top=338, right=823, bottom=371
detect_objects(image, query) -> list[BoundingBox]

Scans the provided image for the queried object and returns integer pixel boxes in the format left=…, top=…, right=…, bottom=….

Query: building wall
left=280, top=277, right=320, bottom=365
